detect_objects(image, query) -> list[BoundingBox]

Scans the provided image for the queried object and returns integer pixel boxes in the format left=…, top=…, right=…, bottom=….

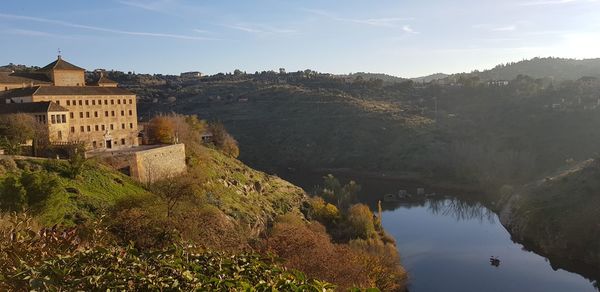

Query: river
left=281, top=170, right=598, bottom=292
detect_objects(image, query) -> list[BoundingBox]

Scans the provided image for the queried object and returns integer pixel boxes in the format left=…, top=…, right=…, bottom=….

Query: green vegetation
left=0, top=213, right=334, bottom=291
left=499, top=159, right=600, bottom=280
left=0, top=116, right=406, bottom=290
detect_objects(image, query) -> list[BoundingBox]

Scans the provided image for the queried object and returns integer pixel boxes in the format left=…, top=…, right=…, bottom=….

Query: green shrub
left=0, top=175, right=27, bottom=211
left=0, top=213, right=335, bottom=291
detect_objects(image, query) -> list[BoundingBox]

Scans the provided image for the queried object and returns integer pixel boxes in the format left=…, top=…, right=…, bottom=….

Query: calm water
left=382, top=198, right=596, bottom=292
left=281, top=171, right=598, bottom=292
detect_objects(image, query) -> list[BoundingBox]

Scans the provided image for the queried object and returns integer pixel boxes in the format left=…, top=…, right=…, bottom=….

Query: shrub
left=0, top=175, right=27, bottom=211
left=264, top=215, right=372, bottom=290
left=305, top=196, right=341, bottom=226
left=0, top=213, right=335, bottom=291
left=19, top=170, right=60, bottom=207
left=345, top=204, right=377, bottom=240
left=350, top=238, right=408, bottom=291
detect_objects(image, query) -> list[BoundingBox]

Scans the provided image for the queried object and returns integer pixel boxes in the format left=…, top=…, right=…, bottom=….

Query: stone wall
left=94, top=144, right=187, bottom=183
left=130, top=144, right=187, bottom=183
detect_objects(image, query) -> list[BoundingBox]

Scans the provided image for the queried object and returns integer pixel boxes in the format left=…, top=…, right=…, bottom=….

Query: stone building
left=0, top=56, right=139, bottom=150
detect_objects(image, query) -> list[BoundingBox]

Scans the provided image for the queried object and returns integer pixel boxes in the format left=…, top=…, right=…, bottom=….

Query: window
left=123, top=99, right=127, bottom=104
left=129, top=123, right=133, bottom=129
left=78, top=100, right=82, bottom=106
left=86, top=112, right=90, bottom=118
left=80, top=126, right=85, bottom=132
left=104, top=100, right=108, bottom=105
left=117, top=99, right=121, bottom=105
left=121, top=110, right=124, bottom=116
left=94, top=111, right=98, bottom=118
left=70, top=112, right=74, bottom=119
left=67, top=100, right=70, bottom=106
left=92, top=141, right=97, bottom=148
left=92, top=100, right=95, bottom=106
left=56, top=101, right=60, bottom=105
left=70, top=127, right=75, bottom=133
left=111, top=100, right=114, bottom=105
left=87, top=125, right=91, bottom=132
left=101, top=125, right=105, bottom=131
left=111, top=111, right=115, bottom=117
left=121, top=123, right=125, bottom=129
left=105, top=111, right=108, bottom=117
left=98, top=99, right=101, bottom=105
left=51, top=115, right=56, bottom=124
left=72, top=100, right=76, bottom=105
left=95, top=125, right=99, bottom=131
left=110, top=124, right=114, bottom=130
left=62, top=114, right=66, bottom=122
left=129, top=110, right=133, bottom=115
left=129, top=99, right=133, bottom=104
left=121, top=138, right=125, bottom=145
left=85, top=100, right=89, bottom=106
left=79, top=112, right=83, bottom=118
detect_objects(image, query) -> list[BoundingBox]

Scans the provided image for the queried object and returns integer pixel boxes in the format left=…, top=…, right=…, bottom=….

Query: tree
left=319, top=175, right=359, bottom=212
left=0, top=114, right=45, bottom=155
left=147, top=116, right=175, bottom=144
left=151, top=175, right=196, bottom=217
left=66, top=144, right=86, bottom=179
left=208, top=122, right=239, bottom=158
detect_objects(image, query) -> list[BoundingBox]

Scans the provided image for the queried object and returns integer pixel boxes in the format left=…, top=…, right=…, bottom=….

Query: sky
left=1, top=0, right=600, bottom=77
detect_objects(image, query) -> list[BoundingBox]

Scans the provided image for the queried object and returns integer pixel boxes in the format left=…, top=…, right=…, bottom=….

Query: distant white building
left=180, top=71, right=203, bottom=78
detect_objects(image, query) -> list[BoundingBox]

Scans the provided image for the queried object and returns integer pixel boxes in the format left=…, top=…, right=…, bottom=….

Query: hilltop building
left=0, top=56, right=139, bottom=150
left=180, top=71, right=202, bottom=78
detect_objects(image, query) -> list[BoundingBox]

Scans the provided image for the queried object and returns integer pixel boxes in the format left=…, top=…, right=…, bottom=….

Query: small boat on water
left=490, top=256, right=501, bottom=267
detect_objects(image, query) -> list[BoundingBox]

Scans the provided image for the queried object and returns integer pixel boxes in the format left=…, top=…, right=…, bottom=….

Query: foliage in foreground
left=0, top=213, right=335, bottom=291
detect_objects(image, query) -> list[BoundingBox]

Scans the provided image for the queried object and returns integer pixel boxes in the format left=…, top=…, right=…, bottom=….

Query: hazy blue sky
left=1, top=0, right=600, bottom=77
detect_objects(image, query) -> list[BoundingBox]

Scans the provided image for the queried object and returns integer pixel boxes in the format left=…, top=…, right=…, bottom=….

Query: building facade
left=0, top=56, right=139, bottom=150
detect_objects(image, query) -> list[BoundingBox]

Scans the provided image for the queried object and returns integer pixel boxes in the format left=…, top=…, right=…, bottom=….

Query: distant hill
left=411, top=73, right=449, bottom=83
left=468, top=57, right=600, bottom=81
left=339, top=72, right=406, bottom=83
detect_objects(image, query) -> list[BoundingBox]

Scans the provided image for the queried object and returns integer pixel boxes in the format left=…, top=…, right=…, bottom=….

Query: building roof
left=91, top=74, right=119, bottom=85
left=0, top=86, right=41, bottom=99
left=0, top=85, right=135, bottom=99
left=0, top=101, right=68, bottom=114
left=38, top=56, right=85, bottom=72
left=0, top=72, right=52, bottom=85
left=34, top=86, right=133, bottom=96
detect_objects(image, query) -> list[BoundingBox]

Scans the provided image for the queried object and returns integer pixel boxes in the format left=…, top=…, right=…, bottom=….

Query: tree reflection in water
left=426, top=198, right=496, bottom=223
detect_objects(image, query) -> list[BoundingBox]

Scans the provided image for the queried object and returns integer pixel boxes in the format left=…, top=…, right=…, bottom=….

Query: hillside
left=0, top=142, right=407, bottom=290
left=499, top=159, right=600, bottom=281
left=467, top=57, right=600, bottom=81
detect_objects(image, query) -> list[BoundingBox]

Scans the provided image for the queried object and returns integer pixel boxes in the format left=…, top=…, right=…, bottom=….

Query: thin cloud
left=303, top=8, right=413, bottom=28
left=223, top=23, right=296, bottom=35
left=117, top=0, right=178, bottom=12
left=402, top=25, right=418, bottom=34
left=492, top=25, right=517, bottom=32
left=0, top=13, right=217, bottom=41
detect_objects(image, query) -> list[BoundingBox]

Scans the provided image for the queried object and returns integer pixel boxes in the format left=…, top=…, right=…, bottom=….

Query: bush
left=0, top=170, right=59, bottom=212
left=305, top=196, right=341, bottom=226
left=264, top=214, right=372, bottom=290
left=345, top=204, right=377, bottom=240
left=0, top=213, right=335, bottom=291
left=0, top=175, right=27, bottom=211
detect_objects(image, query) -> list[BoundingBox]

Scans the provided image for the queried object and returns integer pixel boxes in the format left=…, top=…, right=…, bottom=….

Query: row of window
left=70, top=110, right=133, bottom=119
left=71, top=123, right=135, bottom=133
left=91, top=138, right=128, bottom=149
left=59, top=98, right=134, bottom=107
left=51, top=114, right=67, bottom=124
